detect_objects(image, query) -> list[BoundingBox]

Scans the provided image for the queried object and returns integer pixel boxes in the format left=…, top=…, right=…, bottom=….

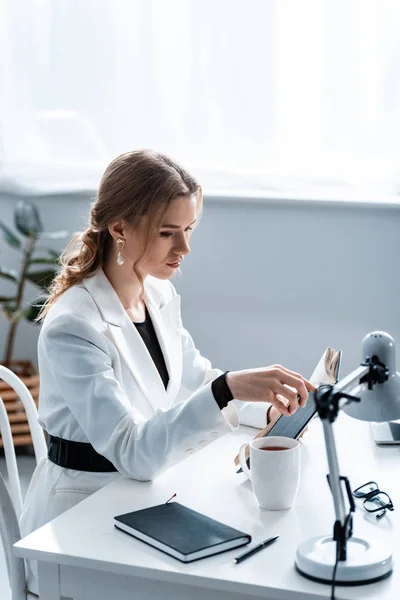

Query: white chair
left=0, top=365, right=47, bottom=599
left=0, top=472, right=30, bottom=599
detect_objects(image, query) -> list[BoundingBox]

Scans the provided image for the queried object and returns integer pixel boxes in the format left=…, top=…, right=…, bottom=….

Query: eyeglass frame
left=352, top=480, right=394, bottom=518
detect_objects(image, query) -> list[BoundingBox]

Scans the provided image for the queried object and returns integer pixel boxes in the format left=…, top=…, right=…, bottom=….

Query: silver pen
left=233, top=535, right=279, bottom=564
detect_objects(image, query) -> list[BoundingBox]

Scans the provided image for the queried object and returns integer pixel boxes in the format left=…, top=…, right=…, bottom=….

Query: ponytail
left=36, top=226, right=111, bottom=321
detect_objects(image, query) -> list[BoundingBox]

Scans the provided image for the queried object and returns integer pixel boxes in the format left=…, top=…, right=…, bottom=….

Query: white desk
left=14, top=414, right=400, bottom=600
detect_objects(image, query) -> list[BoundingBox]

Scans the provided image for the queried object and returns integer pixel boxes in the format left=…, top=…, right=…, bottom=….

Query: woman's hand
left=267, top=404, right=281, bottom=423
left=226, top=365, right=315, bottom=417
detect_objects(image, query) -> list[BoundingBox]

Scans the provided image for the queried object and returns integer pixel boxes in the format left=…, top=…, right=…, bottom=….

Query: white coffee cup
left=238, top=436, right=300, bottom=510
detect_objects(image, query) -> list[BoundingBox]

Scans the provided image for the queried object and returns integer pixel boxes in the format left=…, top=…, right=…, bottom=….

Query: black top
left=133, top=308, right=233, bottom=410
left=134, top=307, right=170, bottom=389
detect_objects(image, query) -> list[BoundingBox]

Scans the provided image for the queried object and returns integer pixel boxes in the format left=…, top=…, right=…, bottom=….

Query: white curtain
left=1, top=0, right=400, bottom=193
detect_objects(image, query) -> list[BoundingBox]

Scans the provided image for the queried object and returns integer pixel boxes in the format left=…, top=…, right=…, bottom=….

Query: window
left=1, top=0, right=400, bottom=195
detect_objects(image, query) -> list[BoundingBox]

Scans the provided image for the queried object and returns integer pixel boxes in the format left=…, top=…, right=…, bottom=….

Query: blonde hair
left=38, top=149, right=202, bottom=321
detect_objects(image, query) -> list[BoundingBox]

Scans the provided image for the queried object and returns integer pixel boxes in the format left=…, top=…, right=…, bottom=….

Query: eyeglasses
left=352, top=481, right=394, bottom=519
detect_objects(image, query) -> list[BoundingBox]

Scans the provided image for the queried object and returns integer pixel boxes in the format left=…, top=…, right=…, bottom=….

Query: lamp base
left=295, top=535, right=392, bottom=585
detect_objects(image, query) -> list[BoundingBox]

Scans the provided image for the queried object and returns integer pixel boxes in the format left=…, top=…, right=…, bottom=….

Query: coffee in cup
left=260, top=446, right=289, bottom=451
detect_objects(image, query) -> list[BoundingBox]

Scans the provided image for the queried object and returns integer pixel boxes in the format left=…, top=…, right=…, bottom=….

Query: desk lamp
left=296, top=331, right=400, bottom=585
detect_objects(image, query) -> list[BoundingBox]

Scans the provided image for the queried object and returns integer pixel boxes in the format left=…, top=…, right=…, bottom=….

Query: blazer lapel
left=83, top=270, right=181, bottom=412
left=144, top=290, right=182, bottom=406
left=106, top=322, right=168, bottom=412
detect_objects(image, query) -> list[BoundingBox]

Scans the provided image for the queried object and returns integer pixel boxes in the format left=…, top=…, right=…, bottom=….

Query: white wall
left=1, top=191, right=399, bottom=379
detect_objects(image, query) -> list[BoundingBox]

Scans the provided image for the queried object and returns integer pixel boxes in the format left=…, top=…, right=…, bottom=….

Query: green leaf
left=0, top=266, right=18, bottom=282
left=14, top=201, right=43, bottom=238
left=24, top=298, right=47, bottom=324
left=0, top=220, right=22, bottom=249
left=26, top=269, right=56, bottom=290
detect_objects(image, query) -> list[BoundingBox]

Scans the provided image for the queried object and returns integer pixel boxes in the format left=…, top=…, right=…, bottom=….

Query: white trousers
left=20, top=457, right=120, bottom=595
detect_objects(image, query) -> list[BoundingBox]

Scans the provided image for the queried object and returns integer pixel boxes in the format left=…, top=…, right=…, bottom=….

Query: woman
left=20, top=149, right=314, bottom=594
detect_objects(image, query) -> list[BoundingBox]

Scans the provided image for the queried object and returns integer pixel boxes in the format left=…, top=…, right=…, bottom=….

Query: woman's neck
left=103, top=258, right=146, bottom=313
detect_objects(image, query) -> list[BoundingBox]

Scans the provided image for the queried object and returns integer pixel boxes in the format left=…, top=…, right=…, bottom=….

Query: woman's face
left=123, top=194, right=199, bottom=280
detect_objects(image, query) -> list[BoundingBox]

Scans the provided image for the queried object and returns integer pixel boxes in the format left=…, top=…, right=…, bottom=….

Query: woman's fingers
left=304, top=379, right=316, bottom=392
left=274, top=384, right=299, bottom=414
left=225, top=366, right=316, bottom=412
left=271, top=364, right=315, bottom=394
left=271, top=368, right=309, bottom=406
left=269, top=394, right=291, bottom=417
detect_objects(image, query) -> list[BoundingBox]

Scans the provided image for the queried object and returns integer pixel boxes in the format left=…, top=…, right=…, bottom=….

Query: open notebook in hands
left=234, top=347, right=342, bottom=469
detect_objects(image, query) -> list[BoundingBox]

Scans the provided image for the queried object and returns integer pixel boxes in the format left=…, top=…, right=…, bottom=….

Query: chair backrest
left=0, top=365, right=47, bottom=519
left=0, top=472, right=27, bottom=600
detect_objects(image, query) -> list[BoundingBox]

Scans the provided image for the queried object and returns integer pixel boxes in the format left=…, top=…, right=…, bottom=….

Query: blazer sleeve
left=41, top=314, right=235, bottom=481
left=167, top=282, right=271, bottom=429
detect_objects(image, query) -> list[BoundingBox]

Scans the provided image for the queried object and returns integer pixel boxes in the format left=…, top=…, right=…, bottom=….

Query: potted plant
left=0, top=200, right=66, bottom=447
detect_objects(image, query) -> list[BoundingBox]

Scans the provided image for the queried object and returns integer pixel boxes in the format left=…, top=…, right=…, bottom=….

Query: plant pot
left=0, top=360, right=40, bottom=448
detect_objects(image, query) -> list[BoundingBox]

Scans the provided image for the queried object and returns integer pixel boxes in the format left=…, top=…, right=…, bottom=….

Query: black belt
left=48, top=435, right=117, bottom=472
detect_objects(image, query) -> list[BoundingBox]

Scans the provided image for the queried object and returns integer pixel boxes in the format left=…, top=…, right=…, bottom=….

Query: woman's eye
left=159, top=227, right=193, bottom=238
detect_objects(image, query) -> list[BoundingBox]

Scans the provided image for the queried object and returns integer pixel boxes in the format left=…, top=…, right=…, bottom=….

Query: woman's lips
left=166, top=261, right=181, bottom=268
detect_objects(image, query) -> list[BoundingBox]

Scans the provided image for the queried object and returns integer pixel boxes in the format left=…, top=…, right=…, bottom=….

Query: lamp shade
left=342, top=332, right=400, bottom=422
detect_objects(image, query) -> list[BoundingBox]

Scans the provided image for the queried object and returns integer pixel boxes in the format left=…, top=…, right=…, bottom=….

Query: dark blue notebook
left=114, top=502, right=251, bottom=562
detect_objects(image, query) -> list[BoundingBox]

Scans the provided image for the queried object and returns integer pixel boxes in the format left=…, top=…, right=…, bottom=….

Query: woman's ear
left=108, top=220, right=125, bottom=241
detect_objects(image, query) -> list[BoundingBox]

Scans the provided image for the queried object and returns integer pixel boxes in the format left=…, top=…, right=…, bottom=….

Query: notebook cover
left=114, top=502, right=251, bottom=557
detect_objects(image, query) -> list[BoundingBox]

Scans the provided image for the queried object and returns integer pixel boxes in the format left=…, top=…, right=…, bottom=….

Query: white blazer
left=20, top=269, right=269, bottom=593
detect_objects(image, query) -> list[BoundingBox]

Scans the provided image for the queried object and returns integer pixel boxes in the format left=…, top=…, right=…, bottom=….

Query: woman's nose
left=174, top=234, right=190, bottom=255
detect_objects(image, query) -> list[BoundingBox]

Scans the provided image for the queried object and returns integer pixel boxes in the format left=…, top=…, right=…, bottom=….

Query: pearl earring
left=116, top=238, right=125, bottom=265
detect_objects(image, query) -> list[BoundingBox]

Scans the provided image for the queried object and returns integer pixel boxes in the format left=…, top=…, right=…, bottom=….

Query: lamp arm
left=322, top=420, right=346, bottom=526
left=333, top=356, right=389, bottom=401
left=314, top=366, right=369, bottom=562
left=332, top=365, right=370, bottom=398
